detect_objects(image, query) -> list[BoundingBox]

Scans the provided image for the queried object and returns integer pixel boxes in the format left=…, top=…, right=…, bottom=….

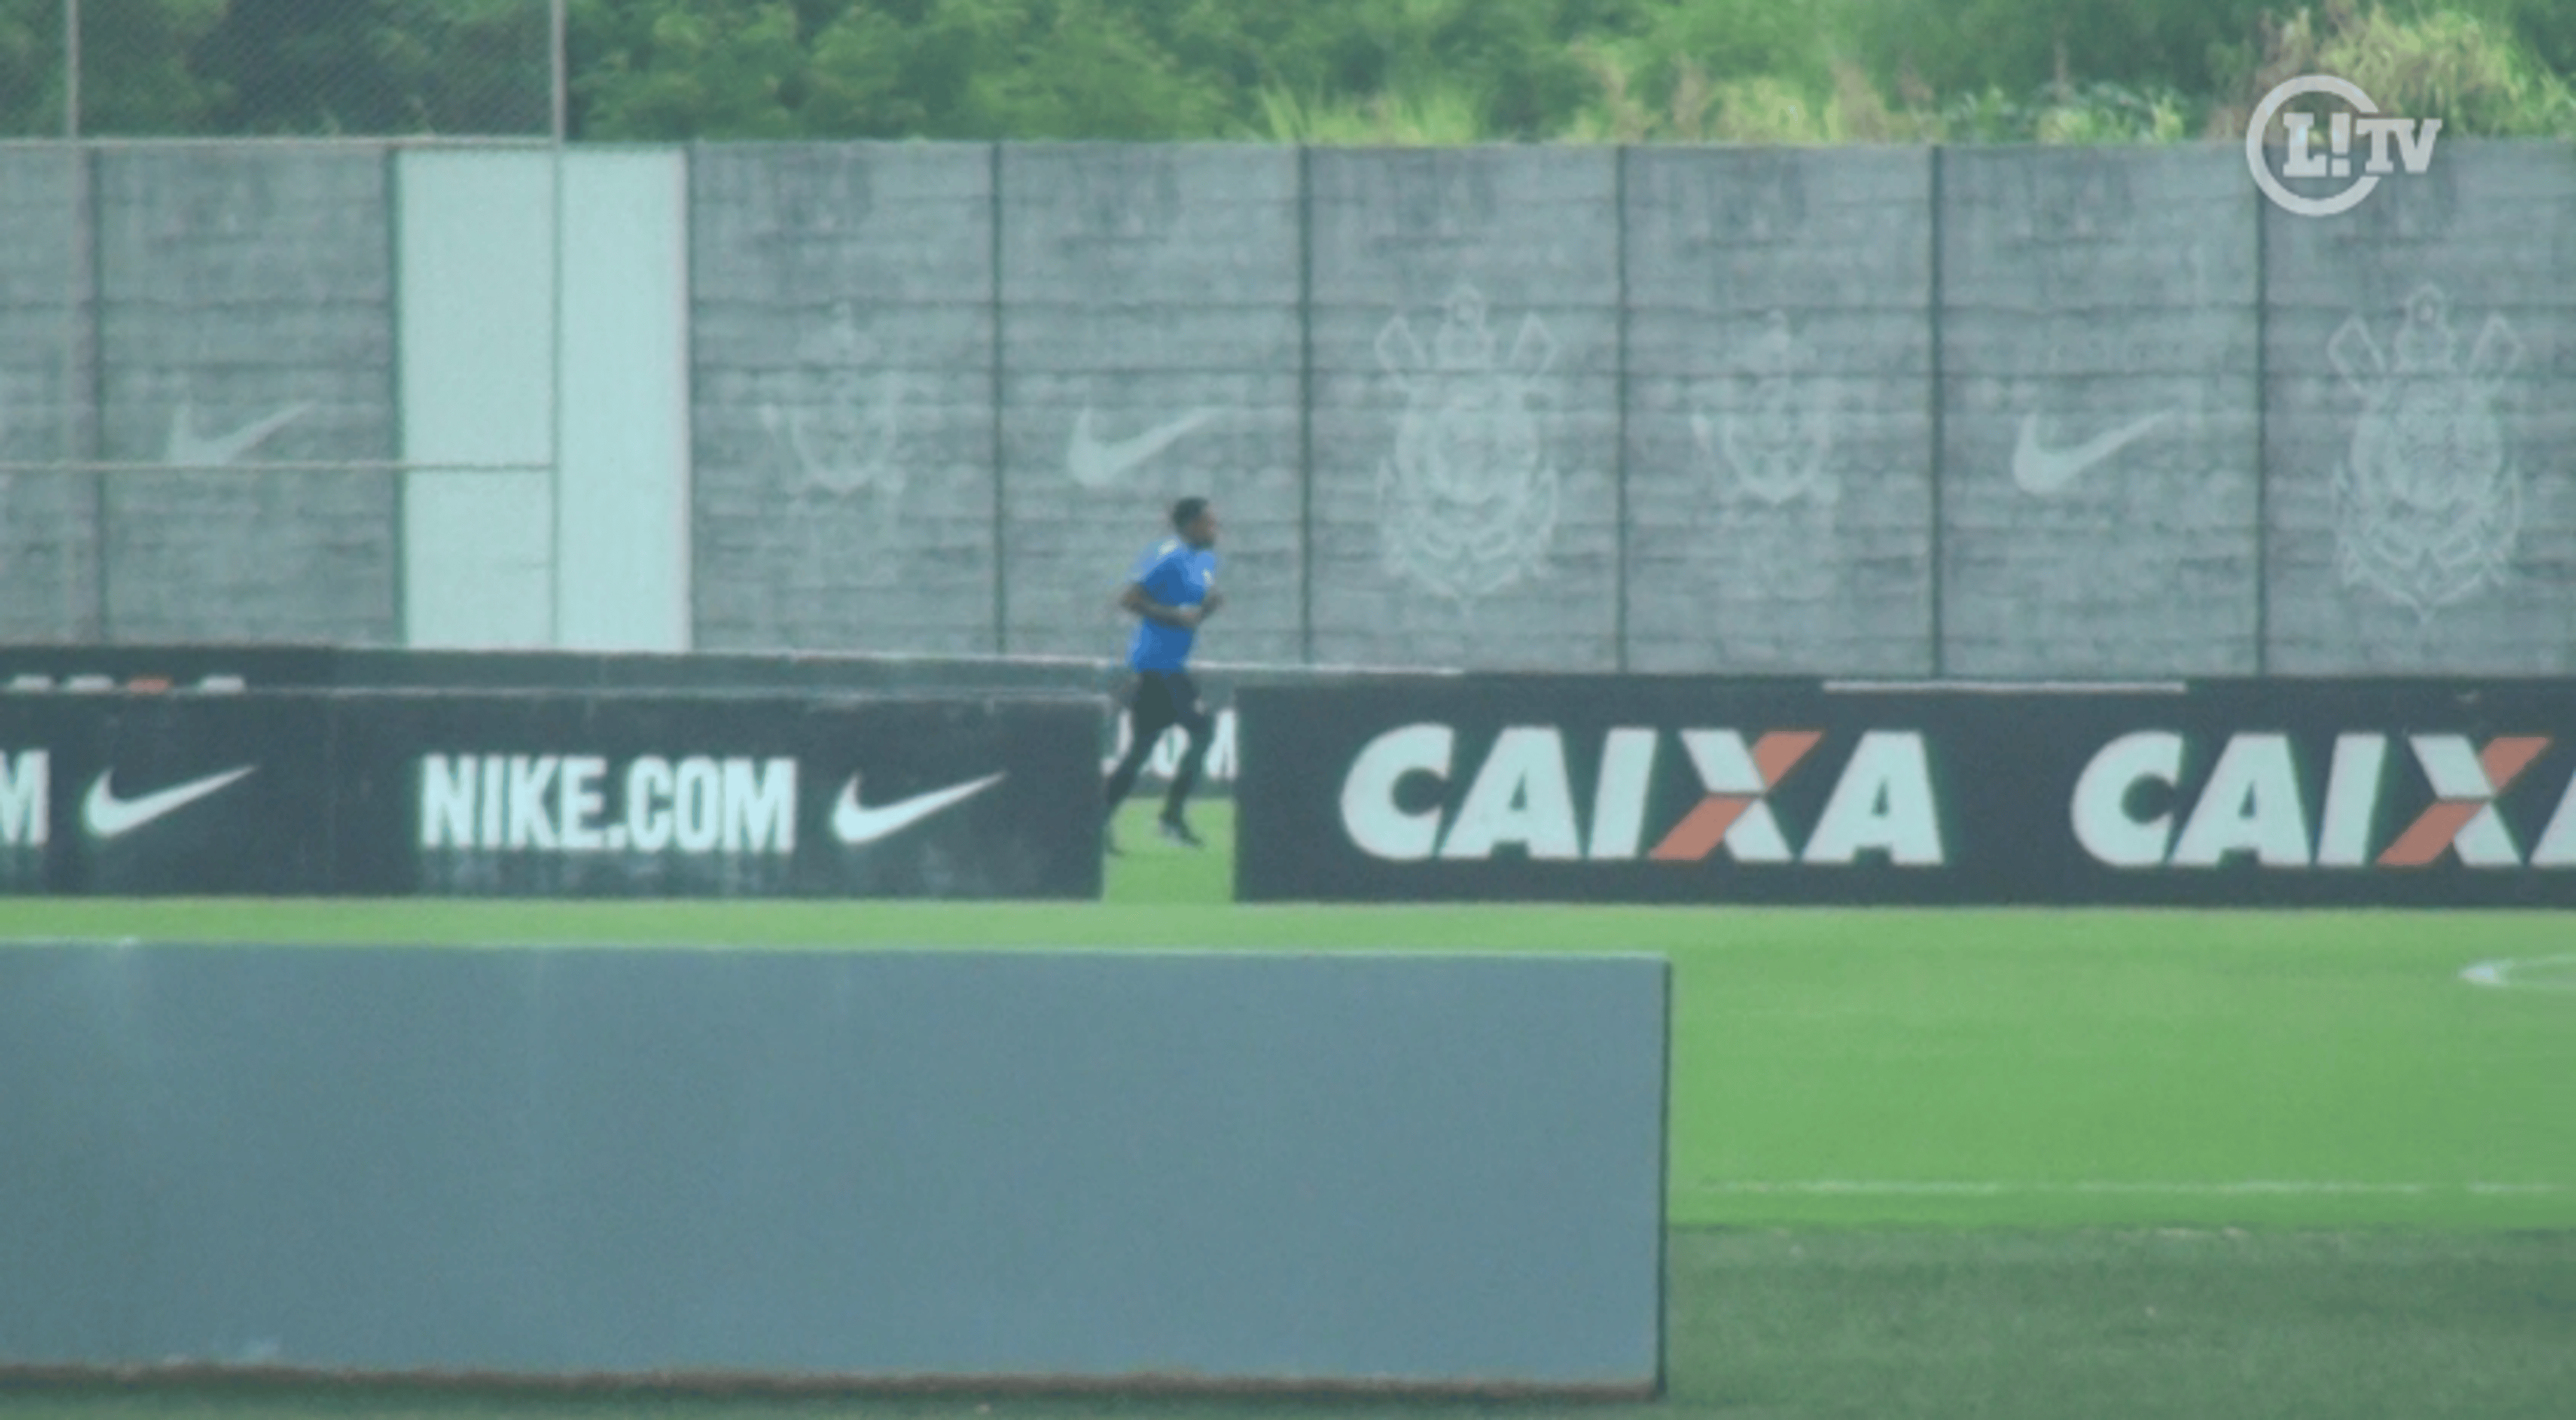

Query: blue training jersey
left=1126, top=537, right=1218, bottom=672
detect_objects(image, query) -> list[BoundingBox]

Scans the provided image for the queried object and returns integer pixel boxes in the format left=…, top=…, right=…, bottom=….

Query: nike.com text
left=0, top=751, right=44, bottom=846
left=419, top=754, right=796, bottom=855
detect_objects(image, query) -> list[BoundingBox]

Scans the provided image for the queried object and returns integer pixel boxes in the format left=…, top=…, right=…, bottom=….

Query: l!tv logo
left=2245, top=74, right=2441, bottom=217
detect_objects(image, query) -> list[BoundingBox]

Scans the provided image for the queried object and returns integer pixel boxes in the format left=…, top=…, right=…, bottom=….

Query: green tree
left=0, top=0, right=68, bottom=136
left=193, top=0, right=551, bottom=135
left=66, top=0, right=227, bottom=135
left=12, top=0, right=2574, bottom=143
left=570, top=0, right=806, bottom=138
left=2212, top=0, right=2576, bottom=138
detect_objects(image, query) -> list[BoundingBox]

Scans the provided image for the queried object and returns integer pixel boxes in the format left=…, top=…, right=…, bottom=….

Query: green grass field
left=5, top=798, right=2573, bottom=1418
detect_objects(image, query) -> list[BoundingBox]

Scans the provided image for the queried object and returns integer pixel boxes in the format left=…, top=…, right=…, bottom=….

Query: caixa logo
left=1338, top=724, right=1943, bottom=865
left=420, top=754, right=796, bottom=855
left=2074, top=732, right=2576, bottom=869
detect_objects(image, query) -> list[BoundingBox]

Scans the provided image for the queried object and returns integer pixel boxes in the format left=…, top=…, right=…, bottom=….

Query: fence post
left=549, top=0, right=568, bottom=144
left=548, top=133, right=566, bottom=647
left=1613, top=144, right=1631, bottom=673
left=1297, top=143, right=1315, bottom=666
left=2253, top=185, right=2270, bottom=675
left=1927, top=144, right=1947, bottom=679
left=989, top=142, right=1008, bottom=655
left=62, top=0, right=77, bottom=140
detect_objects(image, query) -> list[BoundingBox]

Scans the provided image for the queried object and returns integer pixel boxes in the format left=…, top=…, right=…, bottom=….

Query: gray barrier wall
left=1000, top=144, right=1307, bottom=665
left=2261, top=148, right=2576, bottom=673
left=1938, top=146, right=2263, bottom=676
left=0, top=147, right=89, bottom=642
left=1625, top=147, right=1937, bottom=674
left=0, top=944, right=1669, bottom=1393
left=5, top=140, right=2570, bottom=673
left=692, top=144, right=1002, bottom=657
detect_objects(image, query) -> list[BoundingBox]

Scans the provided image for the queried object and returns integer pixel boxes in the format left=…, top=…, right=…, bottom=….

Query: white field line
left=2461, top=957, right=2576, bottom=991
left=1687, top=1181, right=2566, bottom=1197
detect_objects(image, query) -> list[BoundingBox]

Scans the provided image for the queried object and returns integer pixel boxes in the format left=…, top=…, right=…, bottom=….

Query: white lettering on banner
left=674, top=758, right=721, bottom=853
left=2315, top=735, right=2387, bottom=867
left=1803, top=732, right=1945, bottom=866
left=1674, top=730, right=1794, bottom=862
left=506, top=757, right=557, bottom=849
left=0, top=751, right=47, bottom=846
left=421, top=755, right=476, bottom=849
left=2169, top=734, right=2309, bottom=868
left=722, top=759, right=797, bottom=854
left=2071, top=730, right=2572, bottom=870
left=1586, top=728, right=1658, bottom=861
left=478, top=755, right=505, bottom=846
left=2073, top=731, right=2184, bottom=867
left=2533, top=773, right=2576, bottom=868
left=559, top=757, right=608, bottom=852
left=2407, top=736, right=2522, bottom=867
left=627, top=757, right=676, bottom=852
left=1440, top=727, right=1582, bottom=861
left=1341, top=724, right=1454, bottom=861
left=1339, top=724, right=1945, bottom=867
left=418, top=754, right=798, bottom=855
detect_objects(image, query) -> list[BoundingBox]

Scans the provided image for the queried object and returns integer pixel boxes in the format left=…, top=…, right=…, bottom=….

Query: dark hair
left=1170, top=497, right=1210, bottom=531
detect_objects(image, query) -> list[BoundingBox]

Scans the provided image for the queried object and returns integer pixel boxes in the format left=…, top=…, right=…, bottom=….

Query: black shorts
left=1126, top=669, right=1208, bottom=738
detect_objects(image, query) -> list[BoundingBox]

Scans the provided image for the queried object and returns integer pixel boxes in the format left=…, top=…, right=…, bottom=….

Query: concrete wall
left=2261, top=144, right=2576, bottom=673
left=1624, top=147, right=1935, bottom=675
left=0, top=148, right=91, bottom=641
left=1307, top=148, right=1622, bottom=669
left=690, top=144, right=998, bottom=655
left=0, top=944, right=1668, bottom=1391
left=1937, top=146, right=2262, bottom=676
left=94, top=148, right=398, bottom=643
left=2, top=140, right=2569, bottom=673
left=999, top=144, right=1304, bottom=663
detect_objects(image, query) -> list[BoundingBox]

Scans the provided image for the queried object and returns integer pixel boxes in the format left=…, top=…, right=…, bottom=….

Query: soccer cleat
left=1157, top=816, right=1205, bottom=849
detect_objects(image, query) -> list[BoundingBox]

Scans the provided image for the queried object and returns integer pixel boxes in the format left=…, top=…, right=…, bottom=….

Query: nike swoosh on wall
left=2010, top=411, right=2176, bottom=496
left=833, top=772, right=1006, bottom=846
left=1066, top=406, right=1220, bottom=489
left=83, top=765, right=257, bottom=839
left=165, top=400, right=313, bottom=469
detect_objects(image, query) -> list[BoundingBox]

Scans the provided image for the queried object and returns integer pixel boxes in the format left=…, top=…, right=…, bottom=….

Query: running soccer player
left=1103, top=496, right=1222, bottom=850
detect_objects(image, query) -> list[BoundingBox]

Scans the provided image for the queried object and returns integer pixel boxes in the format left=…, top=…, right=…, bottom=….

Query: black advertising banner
left=0, top=692, right=338, bottom=895
left=1235, top=677, right=2576, bottom=907
left=0, top=644, right=335, bottom=695
left=0, top=645, right=1426, bottom=807
left=331, top=692, right=1102, bottom=899
left=0, top=690, right=1103, bottom=899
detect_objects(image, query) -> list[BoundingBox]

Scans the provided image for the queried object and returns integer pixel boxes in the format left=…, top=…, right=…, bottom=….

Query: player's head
left=1171, top=496, right=1217, bottom=548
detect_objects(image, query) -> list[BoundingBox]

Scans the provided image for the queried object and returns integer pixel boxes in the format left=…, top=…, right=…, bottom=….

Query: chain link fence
left=0, top=0, right=564, bottom=644
left=3, top=0, right=561, bottom=140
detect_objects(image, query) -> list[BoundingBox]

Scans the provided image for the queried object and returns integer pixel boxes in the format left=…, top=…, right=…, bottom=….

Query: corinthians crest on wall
left=1693, top=310, right=1836, bottom=508
left=746, top=301, right=909, bottom=590
left=1374, top=280, right=1561, bottom=603
left=757, top=301, right=905, bottom=504
left=2326, top=284, right=2522, bottom=620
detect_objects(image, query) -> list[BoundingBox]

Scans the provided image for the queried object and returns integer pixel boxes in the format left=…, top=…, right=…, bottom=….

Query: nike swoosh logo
left=1066, top=406, right=1219, bottom=489
left=832, top=771, right=1005, bottom=846
left=2010, top=410, right=2174, bottom=496
left=83, top=765, right=256, bottom=839
left=165, top=400, right=313, bottom=468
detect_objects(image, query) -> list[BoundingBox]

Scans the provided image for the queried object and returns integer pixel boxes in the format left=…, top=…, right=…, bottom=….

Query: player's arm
left=1118, top=582, right=1203, bottom=629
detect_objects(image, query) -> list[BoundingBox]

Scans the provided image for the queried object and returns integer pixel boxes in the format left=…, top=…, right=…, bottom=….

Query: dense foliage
left=4, top=0, right=2572, bottom=140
